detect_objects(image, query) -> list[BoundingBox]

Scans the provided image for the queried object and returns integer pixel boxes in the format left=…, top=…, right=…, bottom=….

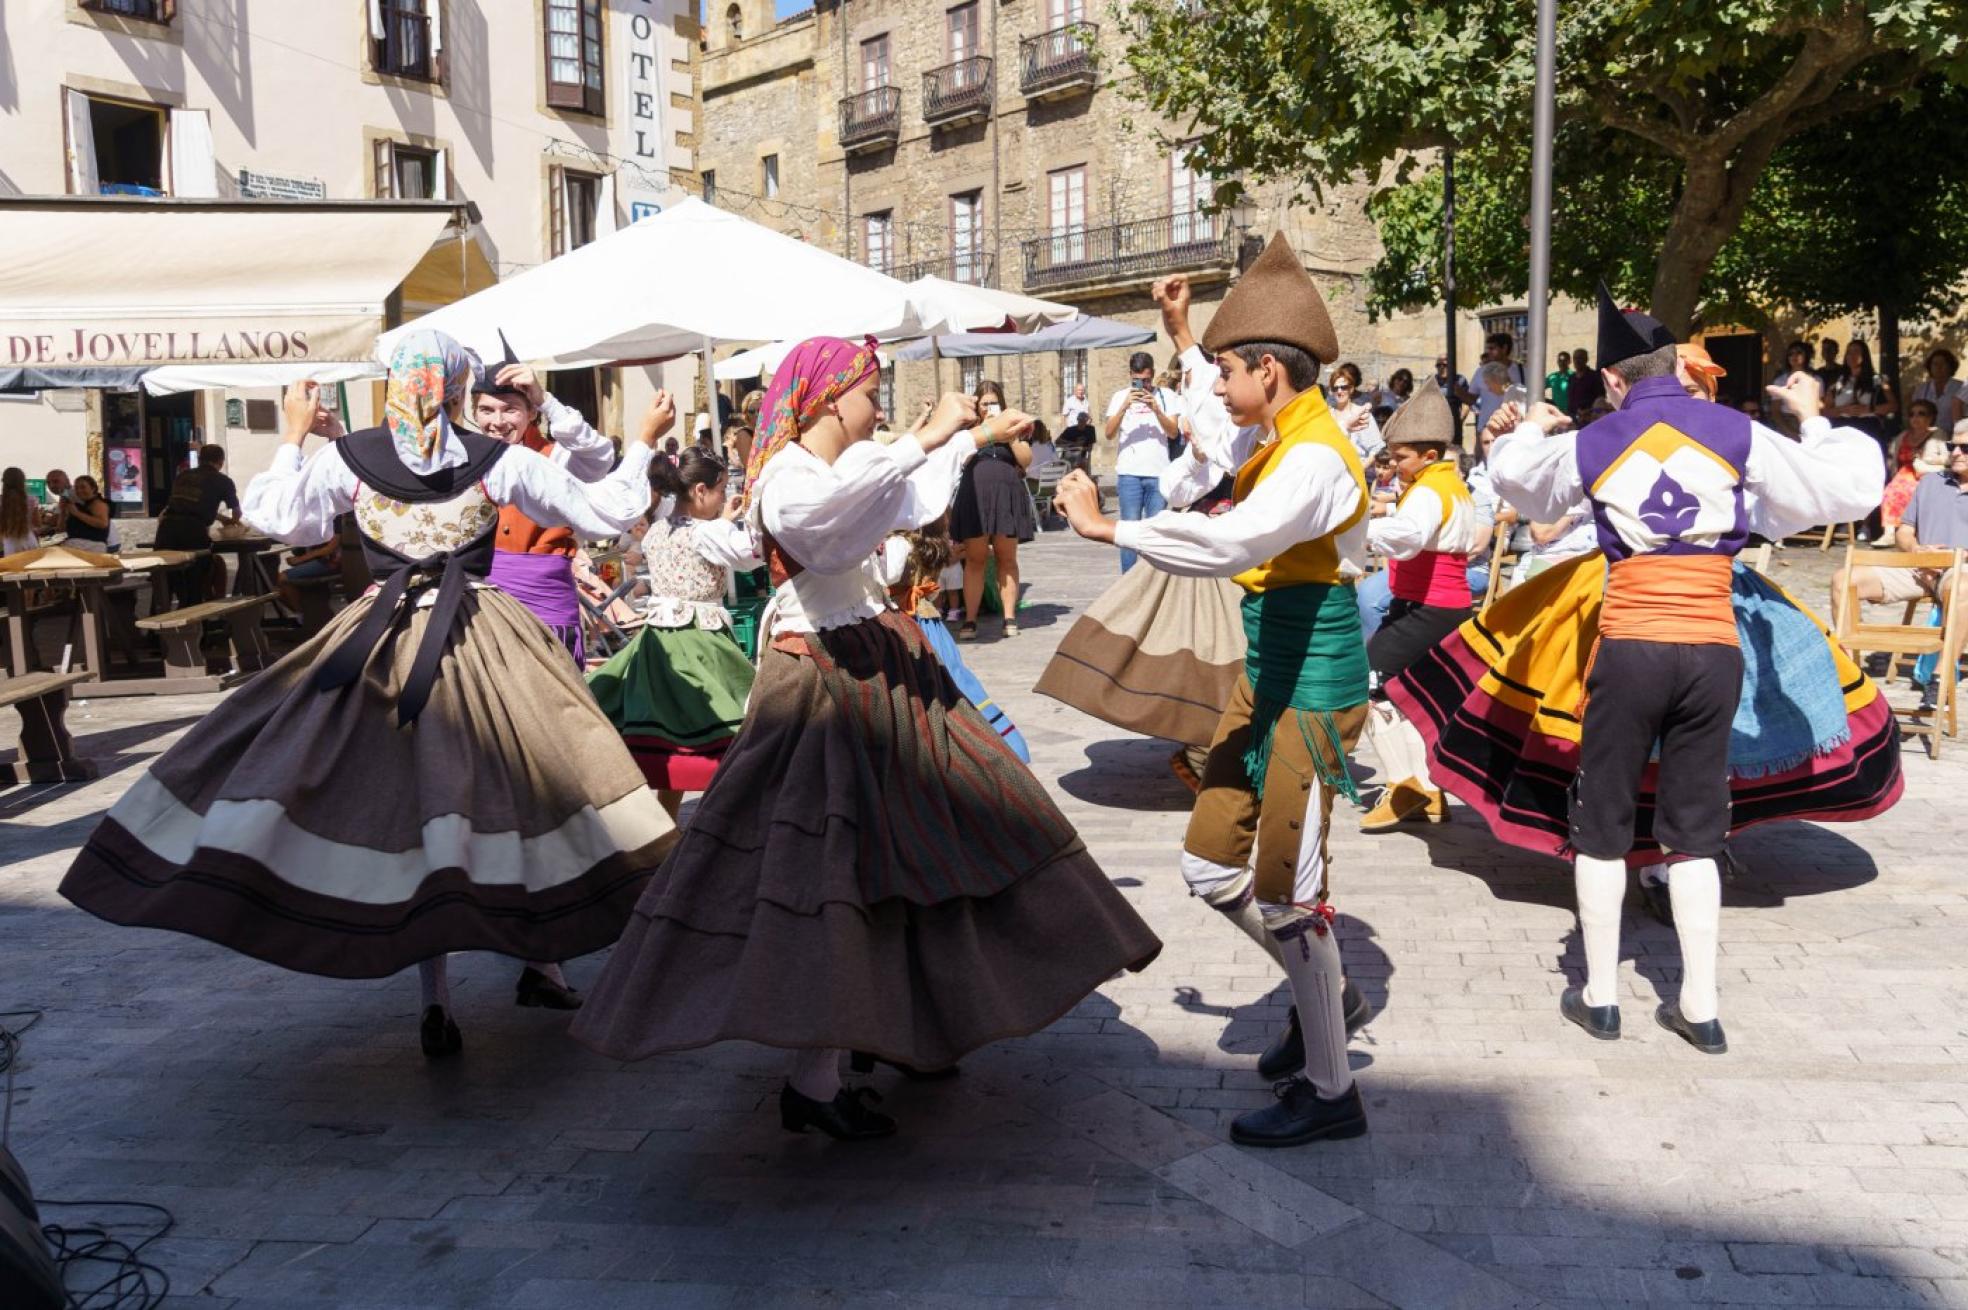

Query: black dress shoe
left=515, top=967, right=583, bottom=1011
left=849, top=1050, right=959, bottom=1080
left=1230, top=1078, right=1368, bottom=1148
left=1559, top=987, right=1620, bottom=1041
left=1655, top=1003, right=1728, bottom=1054
left=419, top=1005, right=462, bottom=1058
left=779, top=1083, right=897, bottom=1140
left=1637, top=877, right=1675, bottom=928
left=1255, top=983, right=1370, bottom=1080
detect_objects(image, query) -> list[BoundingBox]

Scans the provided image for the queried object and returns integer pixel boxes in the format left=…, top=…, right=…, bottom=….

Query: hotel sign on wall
left=620, top=0, right=669, bottom=225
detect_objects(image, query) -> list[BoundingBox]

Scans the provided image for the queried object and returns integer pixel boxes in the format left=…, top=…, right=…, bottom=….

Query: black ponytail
left=650, top=447, right=727, bottom=501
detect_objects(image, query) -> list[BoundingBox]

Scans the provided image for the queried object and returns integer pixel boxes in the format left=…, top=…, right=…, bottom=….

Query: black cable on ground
left=2, top=1009, right=177, bottom=1309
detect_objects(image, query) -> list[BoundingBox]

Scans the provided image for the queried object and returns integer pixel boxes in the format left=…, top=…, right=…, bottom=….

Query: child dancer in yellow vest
left=1359, top=387, right=1489, bottom=830
left=1055, top=234, right=1373, bottom=1148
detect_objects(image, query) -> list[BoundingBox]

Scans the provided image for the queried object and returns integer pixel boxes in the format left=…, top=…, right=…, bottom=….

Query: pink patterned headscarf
left=745, top=335, right=882, bottom=490
left=383, top=329, right=475, bottom=474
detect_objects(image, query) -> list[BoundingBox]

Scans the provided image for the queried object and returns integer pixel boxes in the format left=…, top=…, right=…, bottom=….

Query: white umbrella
left=375, top=199, right=1018, bottom=368
left=889, top=314, right=1156, bottom=361
left=143, top=361, right=385, bottom=395
left=900, top=277, right=1076, bottom=336
left=713, top=340, right=892, bottom=382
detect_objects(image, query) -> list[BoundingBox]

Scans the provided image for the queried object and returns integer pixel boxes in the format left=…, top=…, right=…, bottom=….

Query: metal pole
left=1525, top=0, right=1557, bottom=404
left=1443, top=148, right=1458, bottom=418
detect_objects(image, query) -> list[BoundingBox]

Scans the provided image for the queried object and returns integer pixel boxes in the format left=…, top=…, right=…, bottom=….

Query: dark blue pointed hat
left=1596, top=280, right=1676, bottom=369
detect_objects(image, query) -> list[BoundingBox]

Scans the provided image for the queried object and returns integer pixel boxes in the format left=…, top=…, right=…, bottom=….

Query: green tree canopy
left=1121, top=0, right=1967, bottom=333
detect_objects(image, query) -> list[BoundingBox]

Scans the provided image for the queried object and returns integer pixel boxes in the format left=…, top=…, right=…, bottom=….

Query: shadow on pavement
left=1055, top=736, right=1197, bottom=812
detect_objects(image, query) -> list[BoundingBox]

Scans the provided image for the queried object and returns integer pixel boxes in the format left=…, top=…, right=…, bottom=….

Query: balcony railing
left=839, top=85, right=902, bottom=153
left=374, top=5, right=434, bottom=81
left=896, top=251, right=997, bottom=287
left=923, top=57, right=994, bottom=126
left=1020, top=23, right=1098, bottom=99
left=1022, top=211, right=1234, bottom=294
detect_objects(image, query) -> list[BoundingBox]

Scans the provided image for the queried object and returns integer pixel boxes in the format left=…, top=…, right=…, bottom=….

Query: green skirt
left=588, top=624, right=756, bottom=791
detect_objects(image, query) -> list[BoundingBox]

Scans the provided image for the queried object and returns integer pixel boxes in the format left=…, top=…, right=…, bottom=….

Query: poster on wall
left=107, top=448, right=144, bottom=505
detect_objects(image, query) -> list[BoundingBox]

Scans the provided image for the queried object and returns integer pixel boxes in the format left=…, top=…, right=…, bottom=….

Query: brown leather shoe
left=1360, top=779, right=1445, bottom=832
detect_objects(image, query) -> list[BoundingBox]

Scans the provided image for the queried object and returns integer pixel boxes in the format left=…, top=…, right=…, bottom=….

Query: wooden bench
left=136, top=595, right=271, bottom=680
left=0, top=671, right=98, bottom=785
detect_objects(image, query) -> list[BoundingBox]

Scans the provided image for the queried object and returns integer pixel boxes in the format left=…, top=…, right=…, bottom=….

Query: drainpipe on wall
left=840, top=0, right=852, bottom=259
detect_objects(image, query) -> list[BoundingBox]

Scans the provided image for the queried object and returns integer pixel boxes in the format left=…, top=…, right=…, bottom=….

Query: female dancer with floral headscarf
left=573, top=337, right=1161, bottom=1140
left=60, top=331, right=678, bottom=1057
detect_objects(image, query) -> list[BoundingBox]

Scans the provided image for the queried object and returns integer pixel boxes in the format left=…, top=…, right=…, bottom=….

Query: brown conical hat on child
left=1381, top=382, right=1456, bottom=448
left=1200, top=232, right=1339, bottom=364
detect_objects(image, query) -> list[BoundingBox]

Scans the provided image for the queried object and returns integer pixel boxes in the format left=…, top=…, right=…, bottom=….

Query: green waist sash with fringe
left=1239, top=582, right=1370, bottom=802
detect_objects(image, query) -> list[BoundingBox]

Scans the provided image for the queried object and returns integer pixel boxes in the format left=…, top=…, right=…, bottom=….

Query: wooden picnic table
left=207, top=533, right=284, bottom=599
left=0, top=550, right=220, bottom=695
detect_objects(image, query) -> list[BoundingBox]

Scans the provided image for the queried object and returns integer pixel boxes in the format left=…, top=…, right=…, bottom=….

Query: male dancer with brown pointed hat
left=1358, top=386, right=1489, bottom=831
left=1056, top=234, right=1373, bottom=1146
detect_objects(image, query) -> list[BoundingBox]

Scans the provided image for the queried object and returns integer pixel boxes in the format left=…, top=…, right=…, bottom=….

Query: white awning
left=142, top=361, right=386, bottom=395
left=0, top=197, right=459, bottom=369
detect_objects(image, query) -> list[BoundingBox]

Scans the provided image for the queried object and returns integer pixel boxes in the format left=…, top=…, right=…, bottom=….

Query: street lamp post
left=1525, top=0, right=1557, bottom=404
left=1444, top=148, right=1458, bottom=409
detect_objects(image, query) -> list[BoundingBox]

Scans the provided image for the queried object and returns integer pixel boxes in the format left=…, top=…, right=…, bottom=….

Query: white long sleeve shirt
left=241, top=439, right=657, bottom=548
left=754, top=434, right=975, bottom=633
left=1367, top=476, right=1489, bottom=561
left=536, top=394, right=617, bottom=483
left=1488, top=412, right=1884, bottom=546
left=1159, top=344, right=1263, bottom=510
left=1114, top=440, right=1368, bottom=581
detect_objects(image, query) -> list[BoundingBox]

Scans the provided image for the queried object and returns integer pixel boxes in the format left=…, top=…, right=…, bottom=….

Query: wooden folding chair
left=1480, top=522, right=1519, bottom=610
left=1832, top=543, right=1967, bottom=758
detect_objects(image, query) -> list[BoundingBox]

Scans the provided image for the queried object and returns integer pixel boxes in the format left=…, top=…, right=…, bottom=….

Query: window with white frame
left=545, top=0, right=605, bottom=115
left=1046, top=0, right=1085, bottom=23
left=950, top=191, right=984, bottom=285
left=761, top=154, right=780, bottom=200
left=550, top=165, right=608, bottom=255
left=862, top=211, right=894, bottom=274
left=947, top=2, right=979, bottom=64
left=861, top=34, right=891, bottom=90
left=960, top=358, right=984, bottom=394
left=1170, top=148, right=1215, bottom=245
left=1048, top=165, right=1086, bottom=263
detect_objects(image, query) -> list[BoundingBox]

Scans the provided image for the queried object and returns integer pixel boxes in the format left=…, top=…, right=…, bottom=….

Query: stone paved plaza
left=2, top=532, right=1965, bottom=1309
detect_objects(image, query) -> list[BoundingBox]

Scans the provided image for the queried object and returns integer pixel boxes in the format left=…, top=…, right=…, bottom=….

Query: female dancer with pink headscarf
left=574, top=337, right=1162, bottom=1140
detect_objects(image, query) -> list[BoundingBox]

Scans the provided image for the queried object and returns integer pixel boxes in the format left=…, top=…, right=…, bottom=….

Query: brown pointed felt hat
left=1200, top=232, right=1340, bottom=364
left=1381, top=383, right=1455, bottom=448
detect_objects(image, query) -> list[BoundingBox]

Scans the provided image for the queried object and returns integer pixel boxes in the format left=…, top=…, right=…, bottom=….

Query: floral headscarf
left=744, top=335, right=882, bottom=490
left=384, top=329, right=476, bottom=474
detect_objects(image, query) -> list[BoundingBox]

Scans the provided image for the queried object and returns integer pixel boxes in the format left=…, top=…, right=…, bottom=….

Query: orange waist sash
left=1600, top=554, right=1737, bottom=646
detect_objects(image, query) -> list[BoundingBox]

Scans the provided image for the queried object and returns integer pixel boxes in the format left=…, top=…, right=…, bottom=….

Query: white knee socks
left=1574, top=855, right=1626, bottom=1009
left=417, top=956, right=451, bottom=1011
left=1366, top=701, right=1427, bottom=789
left=1668, top=858, right=1722, bottom=1024
left=1205, top=882, right=1286, bottom=969
left=1272, top=918, right=1350, bottom=1098
left=789, top=1048, right=844, bottom=1102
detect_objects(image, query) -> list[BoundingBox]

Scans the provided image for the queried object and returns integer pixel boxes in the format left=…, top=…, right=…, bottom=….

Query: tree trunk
left=1650, top=129, right=1787, bottom=336
left=1878, top=302, right=1902, bottom=411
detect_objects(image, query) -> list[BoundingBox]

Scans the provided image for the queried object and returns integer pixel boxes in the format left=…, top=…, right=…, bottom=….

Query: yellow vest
left=1230, top=386, right=1369, bottom=593
left=1396, top=459, right=1474, bottom=525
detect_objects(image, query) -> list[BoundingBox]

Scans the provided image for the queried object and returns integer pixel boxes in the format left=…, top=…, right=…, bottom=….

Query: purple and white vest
left=1572, top=375, right=1751, bottom=562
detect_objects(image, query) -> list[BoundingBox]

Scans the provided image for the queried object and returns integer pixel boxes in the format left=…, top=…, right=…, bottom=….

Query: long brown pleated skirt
left=571, top=610, right=1162, bottom=1070
left=60, top=588, right=677, bottom=979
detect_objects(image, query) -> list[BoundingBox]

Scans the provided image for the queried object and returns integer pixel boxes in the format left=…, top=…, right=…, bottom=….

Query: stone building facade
left=697, top=0, right=1595, bottom=456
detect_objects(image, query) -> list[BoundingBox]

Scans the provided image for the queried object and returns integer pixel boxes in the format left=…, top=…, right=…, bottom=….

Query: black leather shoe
left=849, top=1050, right=959, bottom=1080
left=515, top=967, right=583, bottom=1011
left=1559, top=987, right=1620, bottom=1041
left=1256, top=985, right=1370, bottom=1079
left=1637, top=877, right=1675, bottom=928
left=1230, top=1078, right=1368, bottom=1148
left=1655, top=1003, right=1728, bottom=1054
left=779, top=1083, right=897, bottom=1140
left=419, top=1005, right=462, bottom=1058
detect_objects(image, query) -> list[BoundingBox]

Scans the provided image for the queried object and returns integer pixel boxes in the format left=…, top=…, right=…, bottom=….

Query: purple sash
left=488, top=549, right=584, bottom=665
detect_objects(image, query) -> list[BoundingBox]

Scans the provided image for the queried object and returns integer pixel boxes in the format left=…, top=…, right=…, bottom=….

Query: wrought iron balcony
left=1020, top=23, right=1098, bottom=100
left=1021, top=211, right=1234, bottom=295
left=923, top=57, right=994, bottom=127
left=839, top=85, right=902, bottom=153
left=896, top=251, right=997, bottom=287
